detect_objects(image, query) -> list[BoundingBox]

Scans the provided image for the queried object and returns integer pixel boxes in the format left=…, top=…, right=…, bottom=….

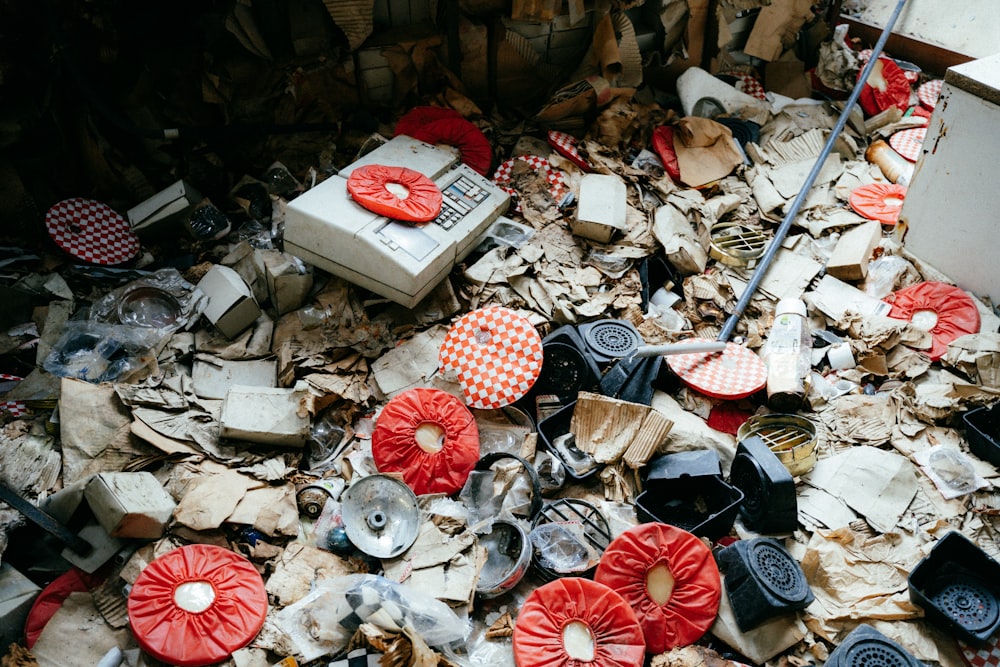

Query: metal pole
left=717, top=0, right=909, bottom=342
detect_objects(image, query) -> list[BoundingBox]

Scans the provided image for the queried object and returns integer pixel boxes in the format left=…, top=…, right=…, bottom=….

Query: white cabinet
left=899, top=52, right=1000, bottom=307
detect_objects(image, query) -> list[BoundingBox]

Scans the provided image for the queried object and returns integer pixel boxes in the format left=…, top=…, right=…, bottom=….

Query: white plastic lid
left=775, top=298, right=807, bottom=318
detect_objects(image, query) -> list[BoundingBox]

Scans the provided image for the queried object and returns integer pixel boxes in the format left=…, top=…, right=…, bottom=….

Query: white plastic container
left=761, top=298, right=812, bottom=411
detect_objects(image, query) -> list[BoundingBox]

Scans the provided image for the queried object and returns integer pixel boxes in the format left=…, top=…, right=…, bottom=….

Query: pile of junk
left=2, top=1, right=1000, bottom=667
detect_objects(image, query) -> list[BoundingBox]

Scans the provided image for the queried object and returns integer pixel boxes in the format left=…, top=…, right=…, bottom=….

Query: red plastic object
left=857, top=57, right=912, bottom=117
left=394, top=106, right=464, bottom=139
left=513, top=577, right=646, bottom=667
left=24, top=567, right=105, bottom=648
left=595, top=523, right=721, bottom=653
left=884, top=281, right=981, bottom=361
left=707, top=402, right=754, bottom=436
left=547, top=130, right=592, bottom=172
left=346, top=164, right=443, bottom=222
left=410, top=117, right=493, bottom=176
left=45, top=198, right=141, bottom=266
left=438, top=306, right=544, bottom=410
left=127, top=544, right=268, bottom=667
left=651, top=126, right=682, bottom=183
left=849, top=183, right=907, bottom=225
left=372, top=387, right=480, bottom=495
left=665, top=340, right=767, bottom=400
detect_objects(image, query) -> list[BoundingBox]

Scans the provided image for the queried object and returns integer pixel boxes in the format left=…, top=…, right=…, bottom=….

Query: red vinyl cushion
left=857, top=57, right=912, bottom=117
left=849, top=182, right=907, bottom=225
left=409, top=117, right=494, bottom=176
left=394, top=106, right=464, bottom=139
left=372, top=387, right=480, bottom=495
left=595, top=523, right=721, bottom=653
left=884, top=281, right=981, bottom=361
left=127, top=544, right=268, bottom=667
left=346, top=164, right=443, bottom=222
left=512, top=577, right=646, bottom=667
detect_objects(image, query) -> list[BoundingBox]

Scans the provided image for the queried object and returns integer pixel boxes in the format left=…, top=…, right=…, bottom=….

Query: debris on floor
left=1, top=2, right=999, bottom=667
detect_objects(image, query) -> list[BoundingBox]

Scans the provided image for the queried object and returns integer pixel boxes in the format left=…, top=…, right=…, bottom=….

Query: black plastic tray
left=964, top=403, right=1000, bottom=467
left=635, top=475, right=743, bottom=541
left=908, top=530, right=1000, bottom=644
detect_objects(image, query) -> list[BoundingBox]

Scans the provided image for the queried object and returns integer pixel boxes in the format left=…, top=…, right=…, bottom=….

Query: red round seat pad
left=127, top=544, right=268, bottom=667
left=346, top=164, right=443, bottom=222
left=884, top=281, right=981, bottom=361
left=410, top=117, right=494, bottom=176
left=595, top=522, right=721, bottom=653
left=372, top=387, right=481, bottom=496
left=513, top=577, right=646, bottom=667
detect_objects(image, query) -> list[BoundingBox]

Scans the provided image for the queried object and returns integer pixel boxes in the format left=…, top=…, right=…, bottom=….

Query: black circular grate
left=842, top=639, right=916, bottom=667
left=583, top=321, right=641, bottom=359
left=928, top=573, right=999, bottom=633
left=750, top=540, right=810, bottom=603
left=536, top=342, right=589, bottom=396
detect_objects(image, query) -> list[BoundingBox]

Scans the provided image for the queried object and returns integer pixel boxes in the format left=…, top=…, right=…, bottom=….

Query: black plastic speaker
left=717, top=537, right=814, bottom=632
left=729, top=434, right=798, bottom=534
left=515, top=325, right=602, bottom=424
left=826, top=625, right=922, bottom=667
left=578, top=319, right=642, bottom=363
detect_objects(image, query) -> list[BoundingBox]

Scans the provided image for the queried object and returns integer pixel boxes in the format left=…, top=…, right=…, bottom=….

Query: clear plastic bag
left=272, top=574, right=471, bottom=663
left=42, top=320, right=163, bottom=383
left=864, top=254, right=912, bottom=298
left=88, top=267, right=207, bottom=333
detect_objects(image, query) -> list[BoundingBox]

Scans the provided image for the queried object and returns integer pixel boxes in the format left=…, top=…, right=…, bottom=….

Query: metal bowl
left=117, top=286, right=182, bottom=328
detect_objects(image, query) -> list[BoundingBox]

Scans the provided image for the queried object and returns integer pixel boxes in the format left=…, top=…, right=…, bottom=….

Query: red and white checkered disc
left=45, top=198, right=140, bottom=265
left=439, top=306, right=543, bottom=409
left=547, top=130, right=591, bottom=172
left=665, top=339, right=767, bottom=400
left=889, top=127, right=926, bottom=162
left=492, top=155, right=569, bottom=213
left=0, top=374, right=26, bottom=418
left=734, top=72, right=767, bottom=101
left=918, top=79, right=944, bottom=110
left=960, top=635, right=1000, bottom=667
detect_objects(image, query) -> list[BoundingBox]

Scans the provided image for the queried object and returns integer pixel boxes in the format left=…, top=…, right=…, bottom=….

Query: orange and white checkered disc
left=665, top=339, right=766, bottom=400
left=439, top=306, right=543, bottom=409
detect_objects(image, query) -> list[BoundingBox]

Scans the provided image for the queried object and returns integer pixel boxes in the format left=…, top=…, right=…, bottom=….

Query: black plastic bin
left=635, top=475, right=743, bottom=541
left=908, top=530, right=1000, bottom=644
left=963, top=403, right=1000, bottom=467
left=536, top=401, right=601, bottom=481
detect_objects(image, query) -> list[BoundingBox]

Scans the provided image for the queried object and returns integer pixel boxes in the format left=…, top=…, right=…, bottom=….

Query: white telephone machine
left=282, top=135, right=511, bottom=308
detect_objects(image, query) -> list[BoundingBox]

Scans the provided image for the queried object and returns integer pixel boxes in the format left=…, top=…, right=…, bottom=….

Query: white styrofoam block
left=573, top=173, right=627, bottom=242
left=220, top=384, right=312, bottom=447
left=84, top=472, right=177, bottom=539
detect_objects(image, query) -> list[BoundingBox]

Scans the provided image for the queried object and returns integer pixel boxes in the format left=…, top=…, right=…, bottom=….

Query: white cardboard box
left=0, top=562, right=41, bottom=650
left=572, top=173, right=627, bottom=243
left=192, top=356, right=278, bottom=400
left=126, top=180, right=202, bottom=238
left=83, top=472, right=177, bottom=539
left=197, top=265, right=262, bottom=339
left=220, top=383, right=311, bottom=447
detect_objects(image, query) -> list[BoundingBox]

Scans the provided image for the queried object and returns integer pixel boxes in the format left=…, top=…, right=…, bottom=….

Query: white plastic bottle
left=762, top=298, right=812, bottom=411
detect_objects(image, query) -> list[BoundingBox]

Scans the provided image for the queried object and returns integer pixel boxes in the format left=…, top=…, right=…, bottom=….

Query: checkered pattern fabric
left=919, top=79, right=944, bottom=110
left=664, top=340, right=767, bottom=400
left=45, top=198, right=140, bottom=265
left=889, top=127, right=926, bottom=162
left=492, top=155, right=569, bottom=213
left=735, top=72, right=767, bottom=101
left=325, top=648, right=382, bottom=667
left=0, top=374, right=26, bottom=418
left=960, top=636, right=1000, bottom=667
left=439, top=306, right=543, bottom=409
left=547, top=130, right=591, bottom=171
